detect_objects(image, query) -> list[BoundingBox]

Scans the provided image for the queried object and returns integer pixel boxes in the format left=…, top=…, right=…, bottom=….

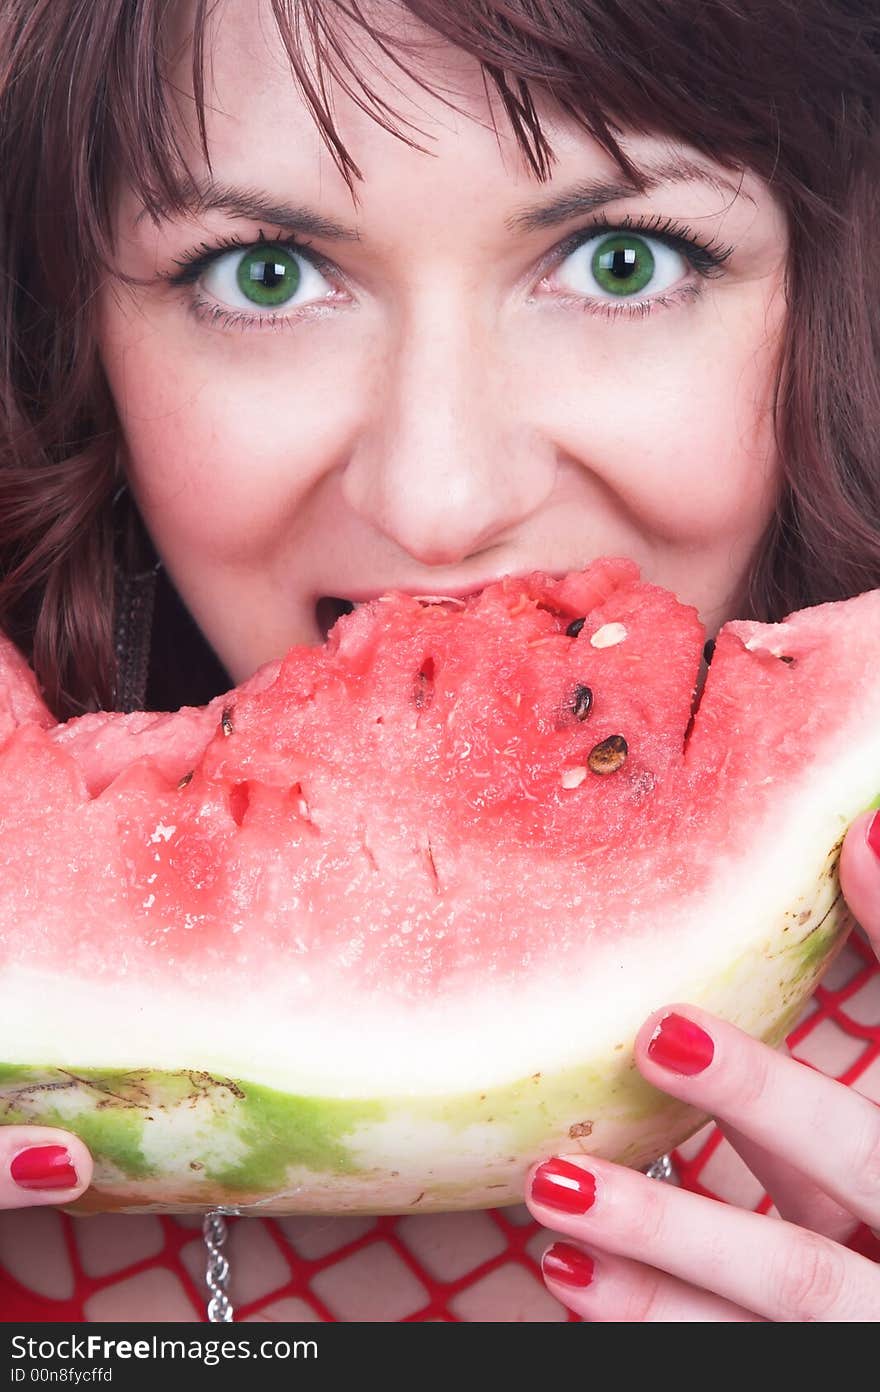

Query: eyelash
left=545, top=213, right=733, bottom=321
left=166, top=229, right=331, bottom=332
left=165, top=214, right=734, bottom=331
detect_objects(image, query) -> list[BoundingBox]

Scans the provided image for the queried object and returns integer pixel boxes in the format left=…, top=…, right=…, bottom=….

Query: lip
left=313, top=569, right=579, bottom=642
left=319, top=569, right=571, bottom=607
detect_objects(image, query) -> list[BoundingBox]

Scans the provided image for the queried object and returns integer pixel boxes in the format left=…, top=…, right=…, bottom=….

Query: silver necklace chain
left=199, top=1153, right=674, bottom=1321
left=203, top=1210, right=234, bottom=1322
left=645, top=1151, right=676, bottom=1183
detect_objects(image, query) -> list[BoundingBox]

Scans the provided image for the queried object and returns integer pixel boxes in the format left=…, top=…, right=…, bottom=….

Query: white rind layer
left=2, top=702, right=877, bottom=1098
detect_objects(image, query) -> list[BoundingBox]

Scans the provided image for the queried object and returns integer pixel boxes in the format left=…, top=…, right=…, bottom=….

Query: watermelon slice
left=0, top=558, right=877, bottom=1216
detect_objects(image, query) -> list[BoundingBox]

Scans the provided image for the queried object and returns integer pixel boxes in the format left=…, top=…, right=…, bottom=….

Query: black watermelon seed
left=587, top=734, right=628, bottom=774
left=778, top=654, right=795, bottom=665
left=221, top=707, right=234, bottom=737
left=572, top=685, right=593, bottom=721
left=566, top=617, right=586, bottom=637
left=703, top=639, right=716, bottom=664
left=177, top=770, right=194, bottom=790
left=413, top=656, right=436, bottom=710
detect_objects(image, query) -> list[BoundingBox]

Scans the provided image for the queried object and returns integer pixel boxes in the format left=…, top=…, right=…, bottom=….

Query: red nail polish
left=531, top=1158, right=596, bottom=1214
left=867, top=811, right=880, bottom=861
left=543, top=1242, right=595, bottom=1289
left=10, top=1145, right=78, bottom=1191
left=647, top=1012, right=715, bottom=1075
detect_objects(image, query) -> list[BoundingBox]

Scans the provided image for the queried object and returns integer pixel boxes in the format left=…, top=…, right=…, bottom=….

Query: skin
left=98, top=2, right=785, bottom=681
left=3, top=0, right=879, bottom=1321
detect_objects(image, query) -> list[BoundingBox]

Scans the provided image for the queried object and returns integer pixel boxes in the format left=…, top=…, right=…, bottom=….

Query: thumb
left=1, top=1127, right=93, bottom=1209
left=838, top=808, right=880, bottom=957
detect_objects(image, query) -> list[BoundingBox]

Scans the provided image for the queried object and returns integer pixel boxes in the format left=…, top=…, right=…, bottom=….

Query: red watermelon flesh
left=0, top=557, right=877, bottom=1216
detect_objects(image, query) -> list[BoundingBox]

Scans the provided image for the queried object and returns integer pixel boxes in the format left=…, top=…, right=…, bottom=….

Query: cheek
left=640, top=326, right=780, bottom=535
left=100, top=315, right=362, bottom=567
left=523, top=292, right=783, bottom=545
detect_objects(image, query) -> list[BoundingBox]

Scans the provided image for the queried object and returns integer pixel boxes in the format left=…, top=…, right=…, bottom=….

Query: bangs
left=65, top=4, right=700, bottom=247
left=46, top=0, right=871, bottom=268
left=116, top=0, right=649, bottom=239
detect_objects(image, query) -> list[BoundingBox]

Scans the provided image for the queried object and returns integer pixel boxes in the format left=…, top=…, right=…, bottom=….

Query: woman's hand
left=1, top=1128, right=92, bottom=1209
left=525, top=810, right=880, bottom=1321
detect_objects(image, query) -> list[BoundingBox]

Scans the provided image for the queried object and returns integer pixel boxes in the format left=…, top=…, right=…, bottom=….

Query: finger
left=526, top=1156, right=880, bottom=1321
left=706, top=1038, right=860, bottom=1241
left=839, top=810, right=880, bottom=953
left=1, top=1127, right=92, bottom=1209
left=540, top=1240, right=761, bottom=1322
left=632, top=1006, right=880, bottom=1232
left=719, top=1121, right=859, bottom=1243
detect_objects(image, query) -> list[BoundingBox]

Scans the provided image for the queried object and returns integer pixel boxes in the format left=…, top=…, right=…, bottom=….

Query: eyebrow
left=506, top=155, right=750, bottom=233
left=138, top=178, right=360, bottom=241
left=140, top=153, right=749, bottom=243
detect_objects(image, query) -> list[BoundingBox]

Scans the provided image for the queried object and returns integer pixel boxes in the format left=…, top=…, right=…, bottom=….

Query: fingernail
left=867, top=811, right=880, bottom=861
left=10, top=1145, right=79, bottom=1191
left=542, top=1242, right=595, bottom=1289
left=531, top=1158, right=596, bottom=1214
left=647, top=1012, right=715, bottom=1075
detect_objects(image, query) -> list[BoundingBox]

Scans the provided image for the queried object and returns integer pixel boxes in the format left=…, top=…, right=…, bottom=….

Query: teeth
left=411, top=594, right=467, bottom=607
left=316, top=593, right=469, bottom=640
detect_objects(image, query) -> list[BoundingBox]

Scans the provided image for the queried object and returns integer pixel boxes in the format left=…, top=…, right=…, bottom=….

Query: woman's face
left=99, top=0, right=788, bottom=685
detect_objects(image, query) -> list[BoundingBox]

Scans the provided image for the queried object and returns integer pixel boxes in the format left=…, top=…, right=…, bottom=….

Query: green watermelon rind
left=0, top=871, right=856, bottom=1216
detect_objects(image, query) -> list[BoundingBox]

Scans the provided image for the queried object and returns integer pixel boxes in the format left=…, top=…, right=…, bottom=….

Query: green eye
left=591, top=235, right=656, bottom=297
left=236, top=246, right=302, bottom=307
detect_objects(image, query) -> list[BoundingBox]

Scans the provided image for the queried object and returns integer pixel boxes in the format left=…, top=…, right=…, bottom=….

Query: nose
left=340, top=293, right=557, bottom=567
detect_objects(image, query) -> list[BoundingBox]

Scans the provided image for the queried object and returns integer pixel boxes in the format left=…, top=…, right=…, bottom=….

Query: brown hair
left=1, top=0, right=879, bottom=717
